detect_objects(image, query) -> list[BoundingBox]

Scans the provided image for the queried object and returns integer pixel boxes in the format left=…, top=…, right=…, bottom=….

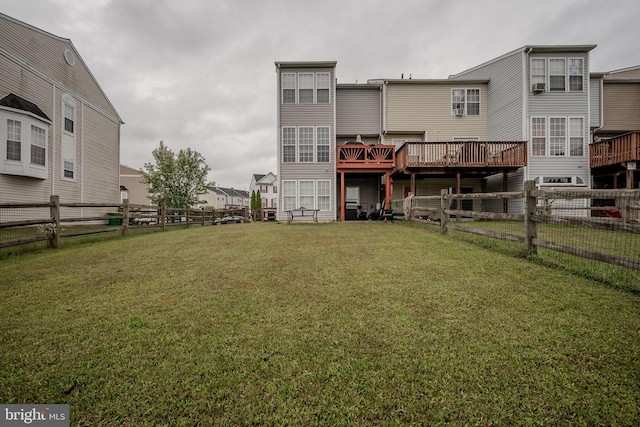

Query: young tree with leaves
left=140, top=141, right=211, bottom=208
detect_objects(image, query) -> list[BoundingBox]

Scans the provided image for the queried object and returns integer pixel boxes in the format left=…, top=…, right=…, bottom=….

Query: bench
left=285, top=208, right=319, bottom=224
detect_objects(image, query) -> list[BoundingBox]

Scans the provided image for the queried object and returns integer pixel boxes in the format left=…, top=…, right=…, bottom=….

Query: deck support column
left=456, top=172, right=461, bottom=222
left=385, top=171, right=391, bottom=208
left=503, top=172, right=509, bottom=213
left=410, top=172, right=416, bottom=197
left=340, top=171, right=345, bottom=222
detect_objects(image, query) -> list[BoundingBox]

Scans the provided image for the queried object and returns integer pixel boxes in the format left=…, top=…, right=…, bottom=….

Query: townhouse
left=276, top=45, right=637, bottom=222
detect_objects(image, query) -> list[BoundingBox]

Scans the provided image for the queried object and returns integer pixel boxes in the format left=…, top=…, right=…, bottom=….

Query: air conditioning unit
left=532, top=82, right=545, bottom=93
left=454, top=108, right=464, bottom=116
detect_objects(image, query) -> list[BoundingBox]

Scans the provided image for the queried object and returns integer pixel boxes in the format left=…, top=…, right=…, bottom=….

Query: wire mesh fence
left=397, top=183, right=640, bottom=291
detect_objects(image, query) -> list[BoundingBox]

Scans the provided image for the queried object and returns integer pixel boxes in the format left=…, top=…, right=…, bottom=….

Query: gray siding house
left=450, top=45, right=596, bottom=197
left=275, top=62, right=338, bottom=222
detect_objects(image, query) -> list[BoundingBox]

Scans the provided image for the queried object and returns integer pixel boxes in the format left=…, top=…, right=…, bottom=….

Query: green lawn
left=1, top=222, right=639, bottom=426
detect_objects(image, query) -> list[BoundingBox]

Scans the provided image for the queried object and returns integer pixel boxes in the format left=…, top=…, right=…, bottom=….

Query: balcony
left=590, top=132, right=640, bottom=169
left=395, top=141, right=528, bottom=175
left=336, top=144, right=395, bottom=172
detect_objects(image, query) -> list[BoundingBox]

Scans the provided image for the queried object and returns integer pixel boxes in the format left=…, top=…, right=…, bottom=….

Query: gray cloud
left=2, top=0, right=638, bottom=189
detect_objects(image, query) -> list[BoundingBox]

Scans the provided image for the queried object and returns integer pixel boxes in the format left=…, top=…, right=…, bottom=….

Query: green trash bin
left=107, top=212, right=122, bottom=226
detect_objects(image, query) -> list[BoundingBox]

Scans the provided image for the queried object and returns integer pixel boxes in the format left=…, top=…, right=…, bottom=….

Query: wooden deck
left=395, top=141, right=527, bottom=175
left=590, top=132, right=639, bottom=168
left=336, top=144, right=395, bottom=172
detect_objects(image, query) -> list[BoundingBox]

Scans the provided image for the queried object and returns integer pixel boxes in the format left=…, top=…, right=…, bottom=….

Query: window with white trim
left=1, top=110, right=49, bottom=179
left=298, top=127, right=314, bottom=162
left=317, top=126, right=330, bottom=162
left=298, top=73, right=314, bottom=104
left=64, top=101, right=75, bottom=134
left=549, top=117, right=566, bottom=156
left=530, top=58, right=546, bottom=87
left=62, top=95, right=76, bottom=180
left=30, top=125, right=46, bottom=166
left=549, top=59, right=566, bottom=91
left=6, top=119, right=21, bottom=161
left=282, top=73, right=296, bottom=104
left=451, top=89, right=480, bottom=115
left=530, top=57, right=584, bottom=92
left=531, top=117, right=546, bottom=156
left=299, top=180, right=315, bottom=209
left=316, top=73, right=330, bottom=103
left=569, top=117, right=584, bottom=156
left=282, top=180, right=297, bottom=211
left=317, top=180, right=331, bottom=211
left=569, top=59, right=583, bottom=91
left=282, top=127, right=296, bottom=163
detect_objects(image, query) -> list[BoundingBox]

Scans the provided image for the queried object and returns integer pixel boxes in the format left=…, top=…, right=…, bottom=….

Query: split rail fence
left=0, top=196, right=247, bottom=251
left=393, top=180, right=640, bottom=289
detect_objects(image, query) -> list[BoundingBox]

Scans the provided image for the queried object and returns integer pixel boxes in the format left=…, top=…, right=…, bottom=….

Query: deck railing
left=336, top=144, right=395, bottom=170
left=590, top=132, right=640, bottom=168
left=395, top=141, right=528, bottom=171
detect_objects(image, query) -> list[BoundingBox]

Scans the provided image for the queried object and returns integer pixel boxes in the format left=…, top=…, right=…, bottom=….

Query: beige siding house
left=119, top=165, right=151, bottom=206
left=0, top=13, right=123, bottom=206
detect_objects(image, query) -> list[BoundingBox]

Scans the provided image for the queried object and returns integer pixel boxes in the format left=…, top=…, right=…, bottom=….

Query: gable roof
left=0, top=12, right=123, bottom=124
left=449, top=44, right=597, bottom=79
left=0, top=93, right=51, bottom=122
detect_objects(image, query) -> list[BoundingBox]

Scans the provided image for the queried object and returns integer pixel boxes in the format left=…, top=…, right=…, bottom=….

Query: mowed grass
left=1, top=222, right=639, bottom=426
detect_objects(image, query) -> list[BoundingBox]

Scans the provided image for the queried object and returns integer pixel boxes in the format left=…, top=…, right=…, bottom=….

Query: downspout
left=523, top=47, right=532, bottom=183
left=51, top=85, right=56, bottom=196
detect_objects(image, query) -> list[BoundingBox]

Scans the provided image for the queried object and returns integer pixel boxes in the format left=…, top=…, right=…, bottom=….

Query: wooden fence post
left=160, top=202, right=166, bottom=231
left=440, top=189, right=448, bottom=235
left=524, top=180, right=537, bottom=254
left=122, top=199, right=129, bottom=236
left=49, top=195, right=61, bottom=249
left=186, top=208, right=190, bottom=229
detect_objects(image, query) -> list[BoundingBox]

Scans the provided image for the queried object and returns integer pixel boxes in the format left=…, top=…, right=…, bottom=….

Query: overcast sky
left=2, top=0, right=639, bottom=189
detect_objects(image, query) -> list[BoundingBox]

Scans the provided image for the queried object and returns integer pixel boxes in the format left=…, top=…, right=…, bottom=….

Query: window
left=569, top=117, right=584, bottom=156
left=316, top=73, right=330, bottom=103
left=6, top=119, right=21, bottom=161
left=64, top=102, right=75, bottom=133
left=466, top=89, right=480, bottom=115
left=530, top=58, right=546, bottom=87
left=282, top=127, right=296, bottom=163
left=63, top=160, right=74, bottom=178
left=549, top=59, right=566, bottom=91
left=282, top=181, right=297, bottom=211
left=452, top=89, right=465, bottom=113
left=531, top=117, right=546, bottom=156
left=531, top=57, right=584, bottom=92
left=273, top=186, right=277, bottom=193
left=30, top=125, right=46, bottom=166
left=299, top=180, right=314, bottom=209
left=569, top=59, right=583, bottom=91
left=282, top=73, right=296, bottom=103
left=298, top=73, right=314, bottom=103
left=451, top=89, right=480, bottom=115
left=298, top=127, right=314, bottom=162
left=549, top=117, right=566, bottom=156
left=317, top=127, right=330, bottom=162
left=317, top=180, right=331, bottom=211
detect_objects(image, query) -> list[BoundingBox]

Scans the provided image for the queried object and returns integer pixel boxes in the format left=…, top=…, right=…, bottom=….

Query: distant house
left=119, top=165, right=151, bottom=206
left=201, top=186, right=250, bottom=210
left=0, top=13, right=123, bottom=205
left=249, top=172, right=278, bottom=219
left=590, top=65, right=640, bottom=189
